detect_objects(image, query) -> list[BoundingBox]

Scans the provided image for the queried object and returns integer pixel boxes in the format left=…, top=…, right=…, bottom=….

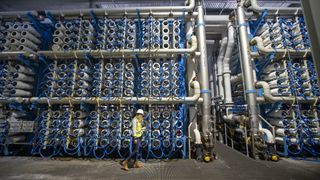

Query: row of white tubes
left=0, top=22, right=41, bottom=52
left=255, top=17, right=309, bottom=50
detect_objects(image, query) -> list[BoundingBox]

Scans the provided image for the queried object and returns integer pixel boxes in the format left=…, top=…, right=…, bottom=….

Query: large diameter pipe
left=204, top=15, right=229, bottom=24
left=25, top=81, right=202, bottom=104
left=0, top=11, right=38, bottom=18
left=256, top=81, right=318, bottom=103
left=39, top=35, right=198, bottom=59
left=236, top=5, right=260, bottom=135
left=244, top=0, right=303, bottom=15
left=223, top=22, right=235, bottom=104
left=217, top=37, right=228, bottom=99
left=46, top=0, right=195, bottom=16
left=196, top=5, right=213, bottom=146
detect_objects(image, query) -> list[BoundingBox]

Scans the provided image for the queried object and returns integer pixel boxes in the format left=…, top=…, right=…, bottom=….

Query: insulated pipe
left=236, top=4, right=260, bottom=137
left=243, top=0, right=303, bottom=15
left=223, top=22, right=235, bottom=104
left=196, top=5, right=213, bottom=147
left=39, top=35, right=198, bottom=59
left=250, top=37, right=312, bottom=57
left=217, top=37, right=228, bottom=99
left=46, top=0, right=195, bottom=16
left=26, top=81, right=202, bottom=104
left=256, top=81, right=318, bottom=103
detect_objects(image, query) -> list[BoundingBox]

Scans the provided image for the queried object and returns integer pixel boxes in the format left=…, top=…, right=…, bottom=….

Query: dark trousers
left=126, top=138, right=141, bottom=161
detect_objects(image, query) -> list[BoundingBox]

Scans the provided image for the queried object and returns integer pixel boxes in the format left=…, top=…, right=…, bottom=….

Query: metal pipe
left=204, top=15, right=229, bottom=24
left=217, top=37, right=228, bottom=99
left=250, top=37, right=311, bottom=57
left=13, top=81, right=203, bottom=104
left=196, top=5, right=213, bottom=148
left=0, top=11, right=38, bottom=18
left=244, top=0, right=303, bottom=15
left=256, top=81, right=318, bottom=103
left=223, top=22, right=235, bottom=104
left=45, top=0, right=195, bottom=16
left=236, top=3, right=260, bottom=153
left=39, top=35, right=198, bottom=59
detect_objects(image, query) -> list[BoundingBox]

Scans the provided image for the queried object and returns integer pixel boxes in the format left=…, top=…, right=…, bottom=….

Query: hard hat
left=136, top=109, right=144, bottom=115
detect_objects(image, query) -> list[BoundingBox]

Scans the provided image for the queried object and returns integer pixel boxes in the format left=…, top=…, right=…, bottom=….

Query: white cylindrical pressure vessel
left=10, top=89, right=32, bottom=97
left=20, top=38, right=39, bottom=50
left=22, top=24, right=41, bottom=37
left=21, top=31, right=41, bottom=44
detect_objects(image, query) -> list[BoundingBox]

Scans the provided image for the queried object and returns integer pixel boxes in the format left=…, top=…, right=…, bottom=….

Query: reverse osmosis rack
left=212, top=0, right=320, bottom=159
left=0, top=0, right=216, bottom=160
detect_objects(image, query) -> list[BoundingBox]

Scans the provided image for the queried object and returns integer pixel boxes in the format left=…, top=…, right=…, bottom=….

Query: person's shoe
left=122, top=160, right=129, bottom=171
left=133, top=161, right=143, bottom=168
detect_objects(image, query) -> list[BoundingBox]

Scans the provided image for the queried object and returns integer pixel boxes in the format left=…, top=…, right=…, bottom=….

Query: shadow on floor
left=0, top=143, right=319, bottom=180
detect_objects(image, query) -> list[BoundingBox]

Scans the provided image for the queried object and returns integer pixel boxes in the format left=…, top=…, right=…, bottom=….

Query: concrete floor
left=0, top=143, right=319, bottom=180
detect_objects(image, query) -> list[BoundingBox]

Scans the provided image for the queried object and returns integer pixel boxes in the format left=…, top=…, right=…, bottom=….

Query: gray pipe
left=196, top=5, right=213, bottom=149
left=39, top=35, right=197, bottom=59
left=236, top=4, right=260, bottom=141
left=217, top=37, right=228, bottom=99
left=204, top=15, right=229, bottom=24
left=223, top=22, right=235, bottom=104
left=0, top=81, right=202, bottom=104
left=0, top=11, right=38, bottom=18
left=45, top=0, right=195, bottom=16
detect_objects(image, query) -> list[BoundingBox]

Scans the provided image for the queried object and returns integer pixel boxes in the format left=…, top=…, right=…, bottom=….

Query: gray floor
left=0, top=143, right=319, bottom=180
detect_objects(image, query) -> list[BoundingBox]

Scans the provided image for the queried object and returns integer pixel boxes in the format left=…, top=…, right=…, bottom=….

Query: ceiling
left=0, top=0, right=301, bottom=15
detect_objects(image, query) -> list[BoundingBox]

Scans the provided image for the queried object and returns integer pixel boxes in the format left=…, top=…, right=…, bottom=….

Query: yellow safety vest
left=136, top=120, right=142, bottom=138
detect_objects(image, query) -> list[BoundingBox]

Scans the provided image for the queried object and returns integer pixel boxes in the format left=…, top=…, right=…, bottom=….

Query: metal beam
left=301, top=0, right=320, bottom=87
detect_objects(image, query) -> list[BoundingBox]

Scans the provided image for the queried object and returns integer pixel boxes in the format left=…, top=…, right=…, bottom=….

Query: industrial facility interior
left=0, top=0, right=320, bottom=179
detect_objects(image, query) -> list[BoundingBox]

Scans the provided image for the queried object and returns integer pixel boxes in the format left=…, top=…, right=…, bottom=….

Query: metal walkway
left=0, top=143, right=319, bottom=180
